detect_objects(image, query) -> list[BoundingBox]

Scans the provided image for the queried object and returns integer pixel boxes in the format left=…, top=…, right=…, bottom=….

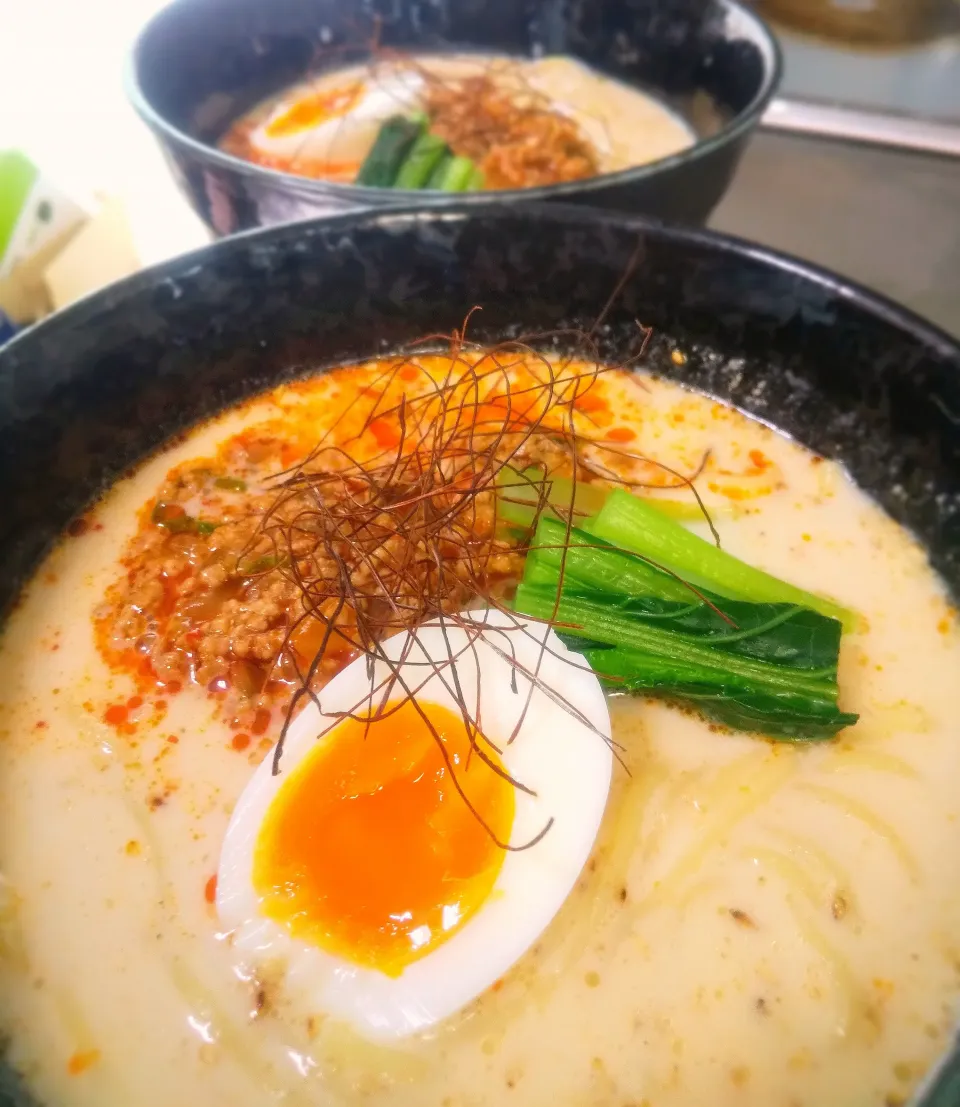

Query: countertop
left=710, top=130, right=960, bottom=339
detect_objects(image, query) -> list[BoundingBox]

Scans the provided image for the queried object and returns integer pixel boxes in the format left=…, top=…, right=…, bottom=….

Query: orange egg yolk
left=252, top=699, right=515, bottom=977
left=265, top=83, right=363, bottom=137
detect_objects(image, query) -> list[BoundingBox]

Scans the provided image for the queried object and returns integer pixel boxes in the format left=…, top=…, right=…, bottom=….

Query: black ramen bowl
left=1, top=206, right=960, bottom=1107
left=126, top=0, right=780, bottom=235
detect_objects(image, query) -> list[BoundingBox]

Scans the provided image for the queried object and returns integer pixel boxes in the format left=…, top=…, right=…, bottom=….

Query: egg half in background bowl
left=232, top=66, right=424, bottom=184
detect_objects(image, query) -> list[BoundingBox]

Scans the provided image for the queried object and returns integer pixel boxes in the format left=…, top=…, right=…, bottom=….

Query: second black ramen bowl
left=126, top=0, right=780, bottom=235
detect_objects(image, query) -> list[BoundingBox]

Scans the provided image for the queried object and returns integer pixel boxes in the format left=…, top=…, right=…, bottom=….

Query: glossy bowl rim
left=3, top=202, right=958, bottom=369
left=124, top=0, right=783, bottom=208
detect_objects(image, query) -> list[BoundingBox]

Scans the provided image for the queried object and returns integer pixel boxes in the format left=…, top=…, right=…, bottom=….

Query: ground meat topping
left=424, top=74, right=599, bottom=190
left=94, top=352, right=609, bottom=729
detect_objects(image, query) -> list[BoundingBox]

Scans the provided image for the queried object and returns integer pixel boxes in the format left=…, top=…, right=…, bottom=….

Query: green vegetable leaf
left=395, top=132, right=449, bottom=189
left=577, top=645, right=857, bottom=741
left=428, top=154, right=477, bottom=192
left=214, top=476, right=247, bottom=492
left=151, top=501, right=219, bottom=536
left=357, top=116, right=425, bottom=188
left=512, top=498, right=858, bottom=743
left=237, top=553, right=286, bottom=575
left=586, top=488, right=855, bottom=629
left=515, top=583, right=845, bottom=695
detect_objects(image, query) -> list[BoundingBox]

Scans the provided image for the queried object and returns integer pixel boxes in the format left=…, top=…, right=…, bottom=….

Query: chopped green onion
left=238, top=553, right=285, bottom=575
left=214, top=476, right=247, bottom=492
left=151, top=502, right=218, bottom=536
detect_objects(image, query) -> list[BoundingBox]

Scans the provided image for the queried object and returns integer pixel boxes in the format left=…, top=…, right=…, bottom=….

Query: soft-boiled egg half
left=217, top=611, right=612, bottom=1040
left=248, top=67, right=424, bottom=168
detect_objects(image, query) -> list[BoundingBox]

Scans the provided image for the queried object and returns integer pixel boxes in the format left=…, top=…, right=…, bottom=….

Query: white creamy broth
left=521, top=55, right=695, bottom=172
left=1, top=362, right=959, bottom=1107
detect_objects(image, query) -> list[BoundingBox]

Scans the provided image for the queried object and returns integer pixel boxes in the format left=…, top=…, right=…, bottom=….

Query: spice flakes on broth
left=1, top=348, right=960, bottom=1107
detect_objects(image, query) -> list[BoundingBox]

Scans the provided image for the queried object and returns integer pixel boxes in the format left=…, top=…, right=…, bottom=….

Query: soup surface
left=220, top=54, right=694, bottom=190
left=1, top=350, right=959, bottom=1107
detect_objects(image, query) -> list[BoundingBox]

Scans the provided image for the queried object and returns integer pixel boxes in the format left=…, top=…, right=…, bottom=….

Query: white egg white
left=217, top=610, right=612, bottom=1041
left=249, top=68, right=425, bottom=165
